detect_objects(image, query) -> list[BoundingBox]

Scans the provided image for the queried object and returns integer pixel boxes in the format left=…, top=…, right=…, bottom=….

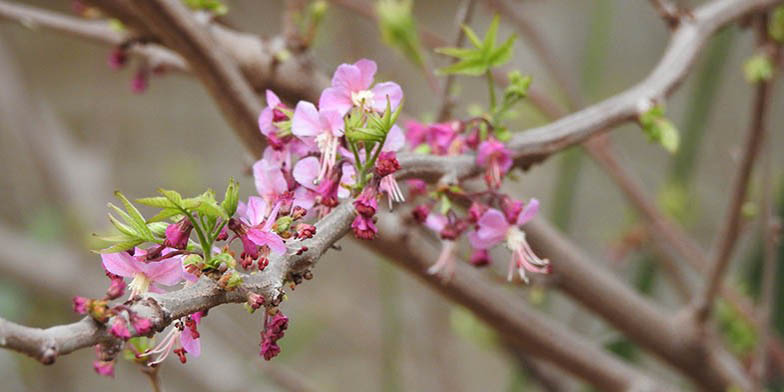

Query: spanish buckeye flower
left=238, top=196, right=287, bottom=259
left=291, top=101, right=344, bottom=183
left=293, top=156, right=356, bottom=204
left=101, top=248, right=188, bottom=298
left=319, top=58, right=403, bottom=116
left=140, top=311, right=203, bottom=365
left=404, top=120, right=465, bottom=155
left=477, top=137, right=513, bottom=189
left=423, top=213, right=457, bottom=279
left=468, top=199, right=550, bottom=283
left=258, top=90, right=287, bottom=148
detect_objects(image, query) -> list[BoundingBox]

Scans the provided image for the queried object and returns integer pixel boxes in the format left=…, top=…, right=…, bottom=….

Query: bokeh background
left=0, top=0, right=783, bottom=390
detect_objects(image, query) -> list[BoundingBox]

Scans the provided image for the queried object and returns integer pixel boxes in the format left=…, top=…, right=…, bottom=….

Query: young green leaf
left=114, top=191, right=154, bottom=240
left=435, top=15, right=516, bottom=76
left=221, top=178, right=239, bottom=217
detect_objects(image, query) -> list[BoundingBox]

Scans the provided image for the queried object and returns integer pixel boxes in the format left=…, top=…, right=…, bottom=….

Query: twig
left=693, top=32, right=776, bottom=324
left=436, top=0, right=476, bottom=121
left=648, top=0, right=683, bottom=28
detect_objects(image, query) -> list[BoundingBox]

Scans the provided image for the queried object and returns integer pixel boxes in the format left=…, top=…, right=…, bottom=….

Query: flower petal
left=245, top=196, right=269, bottom=227
left=338, top=163, right=356, bottom=199
left=180, top=329, right=201, bottom=357
left=293, top=156, right=320, bottom=191
left=516, top=198, right=539, bottom=226
left=370, top=82, right=403, bottom=112
left=354, top=59, right=377, bottom=90
left=142, top=256, right=185, bottom=286
left=318, top=87, right=352, bottom=116
left=291, top=101, right=322, bottom=140
left=253, top=159, right=289, bottom=200
left=320, top=109, right=344, bottom=137
left=265, top=89, right=281, bottom=108
left=331, top=62, right=364, bottom=91
left=425, top=213, right=447, bottom=233
left=101, top=252, right=139, bottom=278
left=247, top=230, right=287, bottom=254
left=382, top=124, right=405, bottom=152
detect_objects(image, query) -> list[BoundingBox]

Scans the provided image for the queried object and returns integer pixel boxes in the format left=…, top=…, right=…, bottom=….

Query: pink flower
left=477, top=138, right=513, bottom=188
left=468, top=199, right=550, bottom=283
left=101, top=248, right=187, bottom=297
left=354, top=188, right=378, bottom=218
left=93, top=360, right=115, bottom=377
left=319, top=59, right=403, bottom=116
left=260, top=311, right=289, bottom=360
left=258, top=90, right=291, bottom=148
left=235, top=197, right=287, bottom=267
left=291, top=101, right=344, bottom=183
left=140, top=312, right=203, bottom=365
left=351, top=215, right=378, bottom=240
left=293, top=157, right=356, bottom=206
left=253, top=158, right=290, bottom=206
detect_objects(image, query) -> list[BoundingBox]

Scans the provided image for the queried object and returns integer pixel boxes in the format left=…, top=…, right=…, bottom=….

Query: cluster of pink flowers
left=251, top=59, right=404, bottom=241
left=79, top=56, right=547, bottom=379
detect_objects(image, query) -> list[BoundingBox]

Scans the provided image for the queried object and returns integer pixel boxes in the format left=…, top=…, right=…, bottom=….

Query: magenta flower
left=319, top=59, right=403, bottom=116
left=293, top=157, right=356, bottom=206
left=253, top=158, right=290, bottom=206
left=101, top=248, right=188, bottom=298
left=405, top=121, right=465, bottom=155
left=110, top=317, right=131, bottom=340
left=468, top=199, right=550, bottom=283
left=164, top=218, right=193, bottom=249
left=258, top=90, right=291, bottom=148
left=351, top=215, right=378, bottom=240
left=239, top=196, right=287, bottom=259
left=291, top=101, right=344, bottom=183
left=477, top=138, right=513, bottom=188
left=140, top=312, right=202, bottom=365
left=260, top=311, right=289, bottom=361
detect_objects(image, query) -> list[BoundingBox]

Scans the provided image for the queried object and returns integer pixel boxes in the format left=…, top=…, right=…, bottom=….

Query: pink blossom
left=73, top=296, right=90, bottom=314
left=139, top=312, right=203, bottom=365
left=293, top=157, right=356, bottom=205
left=351, top=215, right=378, bottom=240
left=260, top=311, right=289, bottom=360
left=319, top=59, right=403, bottom=116
left=467, top=199, right=549, bottom=283
left=258, top=90, right=291, bottom=148
left=253, top=158, right=290, bottom=206
left=101, top=248, right=187, bottom=297
left=477, top=138, right=513, bottom=188
left=291, top=101, right=344, bottom=183
left=239, top=197, right=287, bottom=259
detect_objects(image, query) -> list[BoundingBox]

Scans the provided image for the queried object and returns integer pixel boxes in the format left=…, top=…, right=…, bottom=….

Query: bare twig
left=649, top=0, right=683, bottom=28
left=693, top=37, right=776, bottom=324
left=436, top=0, right=476, bottom=121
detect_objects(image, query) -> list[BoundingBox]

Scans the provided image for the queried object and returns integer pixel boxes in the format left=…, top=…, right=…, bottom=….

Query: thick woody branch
left=366, top=215, right=663, bottom=391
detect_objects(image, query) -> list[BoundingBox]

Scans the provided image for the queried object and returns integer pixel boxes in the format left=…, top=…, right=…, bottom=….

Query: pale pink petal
left=331, top=63, right=363, bottom=92
left=265, top=90, right=281, bottom=108
left=471, top=209, right=509, bottom=248
left=293, top=186, right=316, bottom=210
left=180, top=329, right=201, bottom=357
left=253, top=159, right=288, bottom=199
left=425, top=214, right=447, bottom=233
left=236, top=201, right=247, bottom=222
left=247, top=230, right=287, bottom=254
left=245, top=196, right=269, bottom=227
left=516, top=198, right=539, bottom=226
left=338, top=163, right=356, bottom=199
left=293, top=157, right=320, bottom=191
left=318, top=87, right=353, bottom=116
left=321, top=109, right=345, bottom=137
left=101, top=252, right=140, bottom=278
left=353, top=59, right=377, bottom=90
left=142, top=257, right=185, bottom=286
left=291, top=101, right=322, bottom=140
left=370, top=82, right=403, bottom=113
left=382, top=124, right=405, bottom=152
left=258, top=108, right=274, bottom=137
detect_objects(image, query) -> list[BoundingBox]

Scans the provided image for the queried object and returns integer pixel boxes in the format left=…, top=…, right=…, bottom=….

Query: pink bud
left=295, top=223, right=316, bottom=239
left=131, top=315, right=153, bottom=335
left=165, top=218, right=193, bottom=249
left=107, top=48, right=127, bottom=70
left=72, top=296, right=90, bottom=314
left=351, top=215, right=377, bottom=240
left=93, top=360, right=115, bottom=377
left=106, top=277, right=125, bottom=300
left=375, top=151, right=401, bottom=177
left=109, top=318, right=131, bottom=340
left=411, top=204, right=430, bottom=223
left=470, top=249, right=491, bottom=267
left=131, top=69, right=149, bottom=94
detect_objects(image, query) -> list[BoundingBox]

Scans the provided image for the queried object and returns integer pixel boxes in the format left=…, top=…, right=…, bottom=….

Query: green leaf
left=136, top=196, right=177, bottom=209
left=114, top=191, right=154, bottom=240
left=147, top=208, right=182, bottom=223
left=158, top=189, right=184, bottom=208
left=436, top=14, right=516, bottom=76
left=769, top=6, right=784, bottom=43
left=639, top=105, right=680, bottom=154
left=98, top=239, right=144, bottom=254
left=192, top=190, right=228, bottom=219
left=376, top=0, right=425, bottom=67
left=147, top=222, right=169, bottom=237
left=107, top=212, right=137, bottom=237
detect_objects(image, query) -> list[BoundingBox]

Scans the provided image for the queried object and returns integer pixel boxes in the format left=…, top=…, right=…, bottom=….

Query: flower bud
left=295, top=223, right=316, bottom=239
left=375, top=151, right=401, bottom=177
left=109, top=317, right=131, bottom=340
left=411, top=204, right=430, bottom=223
left=93, top=360, right=115, bottom=377
left=164, top=218, right=193, bottom=249
left=106, top=277, right=126, bottom=300
left=470, top=249, right=491, bottom=267
left=73, top=296, right=90, bottom=314
left=351, top=215, right=378, bottom=240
